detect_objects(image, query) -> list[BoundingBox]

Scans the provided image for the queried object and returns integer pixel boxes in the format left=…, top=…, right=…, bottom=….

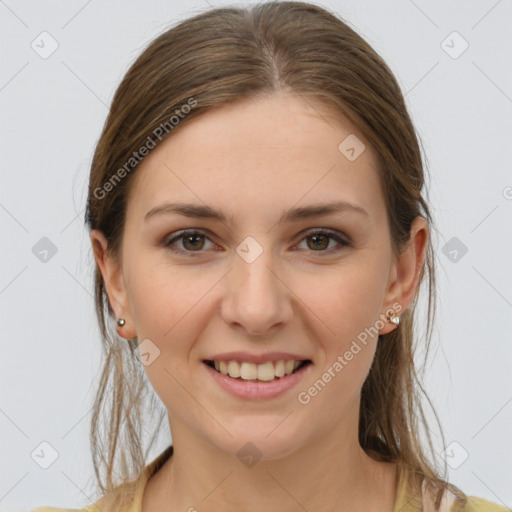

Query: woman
left=32, top=2, right=508, bottom=511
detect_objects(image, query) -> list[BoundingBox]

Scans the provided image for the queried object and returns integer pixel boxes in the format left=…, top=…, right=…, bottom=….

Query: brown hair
left=85, top=1, right=467, bottom=509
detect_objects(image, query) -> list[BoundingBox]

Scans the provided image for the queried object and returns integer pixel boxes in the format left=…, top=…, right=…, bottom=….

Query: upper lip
left=204, top=351, right=312, bottom=364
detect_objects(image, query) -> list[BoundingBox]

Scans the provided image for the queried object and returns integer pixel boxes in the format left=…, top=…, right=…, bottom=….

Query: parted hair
left=84, top=2, right=468, bottom=510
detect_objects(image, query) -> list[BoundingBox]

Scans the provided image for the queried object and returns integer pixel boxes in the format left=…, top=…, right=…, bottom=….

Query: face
left=92, top=91, right=426, bottom=462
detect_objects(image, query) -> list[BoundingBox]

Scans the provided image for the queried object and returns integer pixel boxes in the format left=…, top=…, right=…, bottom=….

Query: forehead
left=126, top=92, right=384, bottom=226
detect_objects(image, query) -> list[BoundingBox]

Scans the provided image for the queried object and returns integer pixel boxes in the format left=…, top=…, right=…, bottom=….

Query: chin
left=211, top=424, right=305, bottom=464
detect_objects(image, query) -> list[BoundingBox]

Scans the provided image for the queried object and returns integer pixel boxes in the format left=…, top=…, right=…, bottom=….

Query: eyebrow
left=144, top=200, right=369, bottom=225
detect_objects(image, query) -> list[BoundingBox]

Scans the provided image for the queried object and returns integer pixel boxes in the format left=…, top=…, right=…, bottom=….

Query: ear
left=379, top=216, right=429, bottom=335
left=90, top=229, right=137, bottom=340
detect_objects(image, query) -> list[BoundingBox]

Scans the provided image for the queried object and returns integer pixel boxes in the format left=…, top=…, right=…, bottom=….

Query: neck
left=142, top=408, right=398, bottom=511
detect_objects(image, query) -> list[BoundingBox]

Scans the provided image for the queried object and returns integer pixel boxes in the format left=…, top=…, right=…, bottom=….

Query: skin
left=91, top=91, right=428, bottom=512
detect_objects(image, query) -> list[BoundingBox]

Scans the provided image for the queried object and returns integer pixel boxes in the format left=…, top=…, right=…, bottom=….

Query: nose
left=220, top=239, right=293, bottom=336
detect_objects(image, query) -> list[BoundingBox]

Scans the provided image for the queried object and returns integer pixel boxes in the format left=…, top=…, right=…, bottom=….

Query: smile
left=203, top=359, right=313, bottom=400
left=204, top=359, right=311, bottom=382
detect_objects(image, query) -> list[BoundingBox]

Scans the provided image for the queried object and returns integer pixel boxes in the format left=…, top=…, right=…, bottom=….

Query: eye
left=295, top=229, right=351, bottom=254
left=163, top=228, right=351, bottom=256
left=164, top=230, right=216, bottom=255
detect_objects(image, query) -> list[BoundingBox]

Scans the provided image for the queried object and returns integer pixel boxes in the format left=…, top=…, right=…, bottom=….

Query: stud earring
left=117, top=318, right=126, bottom=327
left=388, top=314, right=400, bottom=326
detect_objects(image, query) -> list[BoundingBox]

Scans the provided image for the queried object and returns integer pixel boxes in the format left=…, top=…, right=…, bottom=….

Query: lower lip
left=203, top=361, right=312, bottom=400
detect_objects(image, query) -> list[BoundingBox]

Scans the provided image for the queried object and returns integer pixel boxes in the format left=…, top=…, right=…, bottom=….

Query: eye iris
left=173, top=231, right=341, bottom=253
left=307, top=234, right=329, bottom=250
left=183, top=233, right=204, bottom=251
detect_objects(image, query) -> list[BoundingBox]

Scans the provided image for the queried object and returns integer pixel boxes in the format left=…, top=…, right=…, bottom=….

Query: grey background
left=1, top=0, right=511, bottom=510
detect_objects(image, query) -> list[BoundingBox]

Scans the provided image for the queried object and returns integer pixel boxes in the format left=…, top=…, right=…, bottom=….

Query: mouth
left=202, top=359, right=312, bottom=382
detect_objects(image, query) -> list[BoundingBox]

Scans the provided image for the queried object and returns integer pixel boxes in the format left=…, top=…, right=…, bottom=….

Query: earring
left=388, top=314, right=400, bottom=326
left=117, top=318, right=126, bottom=327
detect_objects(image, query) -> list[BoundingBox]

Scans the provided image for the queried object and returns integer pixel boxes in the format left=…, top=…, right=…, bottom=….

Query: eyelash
left=163, top=228, right=351, bottom=257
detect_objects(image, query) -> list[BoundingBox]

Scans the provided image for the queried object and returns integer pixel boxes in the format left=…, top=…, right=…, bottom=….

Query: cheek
left=125, top=258, right=222, bottom=387
left=297, top=273, right=380, bottom=412
left=289, top=259, right=385, bottom=404
left=296, top=260, right=386, bottom=346
left=126, top=256, right=204, bottom=338
left=124, top=260, right=210, bottom=409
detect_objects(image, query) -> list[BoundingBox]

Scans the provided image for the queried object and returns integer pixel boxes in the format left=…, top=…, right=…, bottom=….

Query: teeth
left=257, top=361, right=276, bottom=381
left=211, top=359, right=306, bottom=381
left=228, top=360, right=240, bottom=378
left=218, top=361, right=227, bottom=374
left=241, top=361, right=258, bottom=380
left=274, top=360, right=285, bottom=377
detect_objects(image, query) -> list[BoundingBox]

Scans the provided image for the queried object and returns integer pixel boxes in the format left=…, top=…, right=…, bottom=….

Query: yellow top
left=31, top=445, right=510, bottom=512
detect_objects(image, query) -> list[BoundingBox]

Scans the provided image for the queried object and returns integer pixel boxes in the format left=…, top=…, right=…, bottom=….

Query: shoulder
left=30, top=508, right=88, bottom=512
left=433, top=486, right=510, bottom=512
left=418, top=478, right=510, bottom=512
left=30, top=446, right=174, bottom=512
left=30, top=491, right=127, bottom=512
left=31, top=500, right=126, bottom=512
left=462, top=496, right=511, bottom=512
